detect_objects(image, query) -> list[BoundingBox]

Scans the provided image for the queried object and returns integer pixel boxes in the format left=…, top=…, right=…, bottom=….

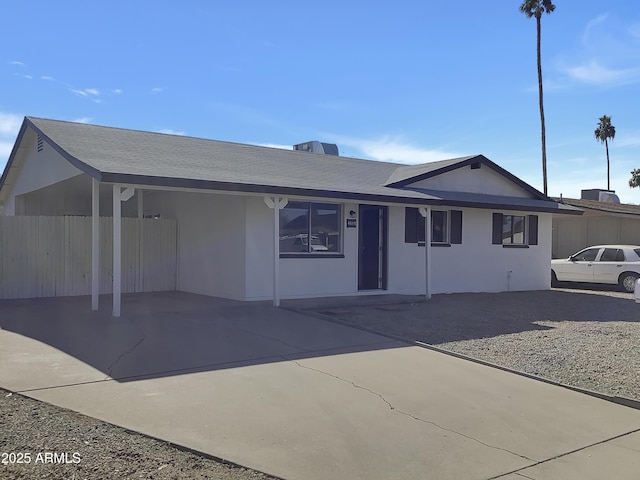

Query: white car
left=551, top=245, right=640, bottom=292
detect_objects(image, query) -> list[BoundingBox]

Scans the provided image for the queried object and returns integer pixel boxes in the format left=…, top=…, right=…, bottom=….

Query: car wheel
left=619, top=272, right=639, bottom=293
left=551, top=270, right=559, bottom=287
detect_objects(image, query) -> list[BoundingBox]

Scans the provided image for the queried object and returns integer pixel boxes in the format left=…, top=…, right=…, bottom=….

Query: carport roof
left=2, top=117, right=582, bottom=214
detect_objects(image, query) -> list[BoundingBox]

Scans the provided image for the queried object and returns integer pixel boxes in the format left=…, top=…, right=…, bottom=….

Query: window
left=503, top=215, right=525, bottom=244
left=492, top=213, right=538, bottom=247
left=404, top=208, right=462, bottom=245
left=431, top=210, right=448, bottom=244
left=572, top=248, right=599, bottom=262
left=599, top=248, right=625, bottom=262
left=279, top=202, right=341, bottom=254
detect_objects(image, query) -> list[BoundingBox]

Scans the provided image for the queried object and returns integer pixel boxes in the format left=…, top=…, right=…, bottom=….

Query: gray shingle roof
left=553, top=197, right=640, bottom=216
left=2, top=117, right=581, bottom=214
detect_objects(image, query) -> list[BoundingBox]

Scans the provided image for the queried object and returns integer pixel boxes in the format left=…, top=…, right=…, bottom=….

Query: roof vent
left=598, top=191, right=620, bottom=203
left=293, top=141, right=339, bottom=156
left=581, top=188, right=620, bottom=203
left=37, top=135, right=44, bottom=152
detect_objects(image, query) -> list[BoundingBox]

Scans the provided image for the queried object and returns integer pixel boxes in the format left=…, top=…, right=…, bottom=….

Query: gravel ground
left=1, top=287, right=638, bottom=479
left=0, top=389, right=277, bottom=480
left=315, top=287, right=640, bottom=401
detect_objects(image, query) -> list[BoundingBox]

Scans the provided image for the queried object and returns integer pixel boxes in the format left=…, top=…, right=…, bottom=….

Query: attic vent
left=470, top=162, right=481, bottom=169
left=37, top=135, right=44, bottom=152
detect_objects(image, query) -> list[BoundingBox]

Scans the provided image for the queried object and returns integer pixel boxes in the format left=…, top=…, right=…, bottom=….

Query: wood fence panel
left=0, top=216, right=176, bottom=299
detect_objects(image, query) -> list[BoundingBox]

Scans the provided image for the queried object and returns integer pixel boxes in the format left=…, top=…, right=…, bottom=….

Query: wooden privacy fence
left=0, top=216, right=177, bottom=299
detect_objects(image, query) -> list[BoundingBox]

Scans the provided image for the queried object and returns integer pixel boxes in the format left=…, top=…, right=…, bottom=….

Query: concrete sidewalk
left=1, top=292, right=640, bottom=479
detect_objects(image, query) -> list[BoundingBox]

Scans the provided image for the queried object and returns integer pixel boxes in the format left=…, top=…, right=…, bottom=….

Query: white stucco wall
left=144, top=191, right=247, bottom=300
left=4, top=128, right=84, bottom=215
left=410, top=164, right=534, bottom=198
left=145, top=192, right=552, bottom=301
left=244, top=197, right=360, bottom=300
left=386, top=205, right=425, bottom=295
left=387, top=207, right=552, bottom=294
left=242, top=200, right=553, bottom=300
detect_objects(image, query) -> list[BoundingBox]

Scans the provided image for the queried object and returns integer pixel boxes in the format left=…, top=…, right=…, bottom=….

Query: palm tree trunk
left=605, top=139, right=610, bottom=190
left=537, top=14, right=548, bottom=196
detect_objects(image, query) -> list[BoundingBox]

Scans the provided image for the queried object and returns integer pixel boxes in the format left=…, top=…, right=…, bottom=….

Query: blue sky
left=2, top=1, right=639, bottom=203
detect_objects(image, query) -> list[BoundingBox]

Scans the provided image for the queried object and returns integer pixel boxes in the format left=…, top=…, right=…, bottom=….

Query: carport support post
left=419, top=206, right=432, bottom=300
left=113, top=186, right=136, bottom=317
left=113, top=185, right=122, bottom=317
left=91, top=178, right=100, bottom=311
left=264, top=196, right=288, bottom=307
left=137, top=191, right=143, bottom=293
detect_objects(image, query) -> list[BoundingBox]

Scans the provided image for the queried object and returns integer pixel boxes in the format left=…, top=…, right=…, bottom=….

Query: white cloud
left=157, top=129, right=186, bottom=136
left=112, top=89, right=123, bottom=94
left=69, top=88, right=103, bottom=101
left=582, top=14, right=609, bottom=44
left=72, top=117, right=92, bottom=124
left=151, top=87, right=166, bottom=94
left=10, top=61, right=25, bottom=67
left=41, top=76, right=55, bottom=81
left=327, top=134, right=463, bottom=164
left=0, top=112, right=23, bottom=170
left=69, top=88, right=100, bottom=97
left=256, top=143, right=293, bottom=150
left=554, top=15, right=640, bottom=88
left=0, top=113, right=23, bottom=136
left=560, top=60, right=640, bottom=86
left=615, top=130, right=640, bottom=148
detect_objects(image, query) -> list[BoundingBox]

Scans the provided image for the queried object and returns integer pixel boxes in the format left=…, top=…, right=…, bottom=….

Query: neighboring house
left=552, top=190, right=640, bottom=259
left=0, top=117, right=580, bottom=315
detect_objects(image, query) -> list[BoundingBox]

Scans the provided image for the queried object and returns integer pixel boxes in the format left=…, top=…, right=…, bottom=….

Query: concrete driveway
left=1, top=292, right=640, bottom=479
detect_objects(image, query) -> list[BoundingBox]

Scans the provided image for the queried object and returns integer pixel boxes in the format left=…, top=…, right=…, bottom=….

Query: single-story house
left=552, top=189, right=640, bottom=258
left=0, top=117, right=581, bottom=316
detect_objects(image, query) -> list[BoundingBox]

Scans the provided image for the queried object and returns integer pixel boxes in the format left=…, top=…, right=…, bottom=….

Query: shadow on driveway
left=0, top=292, right=403, bottom=384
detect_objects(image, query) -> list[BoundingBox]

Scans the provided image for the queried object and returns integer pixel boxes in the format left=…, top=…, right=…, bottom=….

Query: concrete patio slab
left=2, top=292, right=640, bottom=479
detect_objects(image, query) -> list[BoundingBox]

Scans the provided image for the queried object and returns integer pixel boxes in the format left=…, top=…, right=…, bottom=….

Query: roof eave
left=98, top=172, right=581, bottom=213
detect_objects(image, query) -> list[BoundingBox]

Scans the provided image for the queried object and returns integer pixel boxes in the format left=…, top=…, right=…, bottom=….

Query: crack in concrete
left=514, top=473, right=536, bottom=479
left=104, top=318, right=147, bottom=380
left=290, top=360, right=534, bottom=462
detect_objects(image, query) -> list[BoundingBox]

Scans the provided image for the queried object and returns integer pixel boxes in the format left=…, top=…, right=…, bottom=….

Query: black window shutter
left=450, top=210, right=463, bottom=244
left=405, top=208, right=418, bottom=243
left=492, top=213, right=503, bottom=244
left=528, top=215, right=538, bottom=245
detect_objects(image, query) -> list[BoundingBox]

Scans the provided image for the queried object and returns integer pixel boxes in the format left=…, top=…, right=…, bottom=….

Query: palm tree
left=594, top=115, right=616, bottom=190
left=630, top=169, right=640, bottom=188
left=520, top=0, right=556, bottom=196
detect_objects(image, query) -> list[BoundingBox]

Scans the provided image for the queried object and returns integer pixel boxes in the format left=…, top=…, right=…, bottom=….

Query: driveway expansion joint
left=487, top=427, right=640, bottom=479
left=290, top=360, right=534, bottom=463
left=104, top=317, right=147, bottom=380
